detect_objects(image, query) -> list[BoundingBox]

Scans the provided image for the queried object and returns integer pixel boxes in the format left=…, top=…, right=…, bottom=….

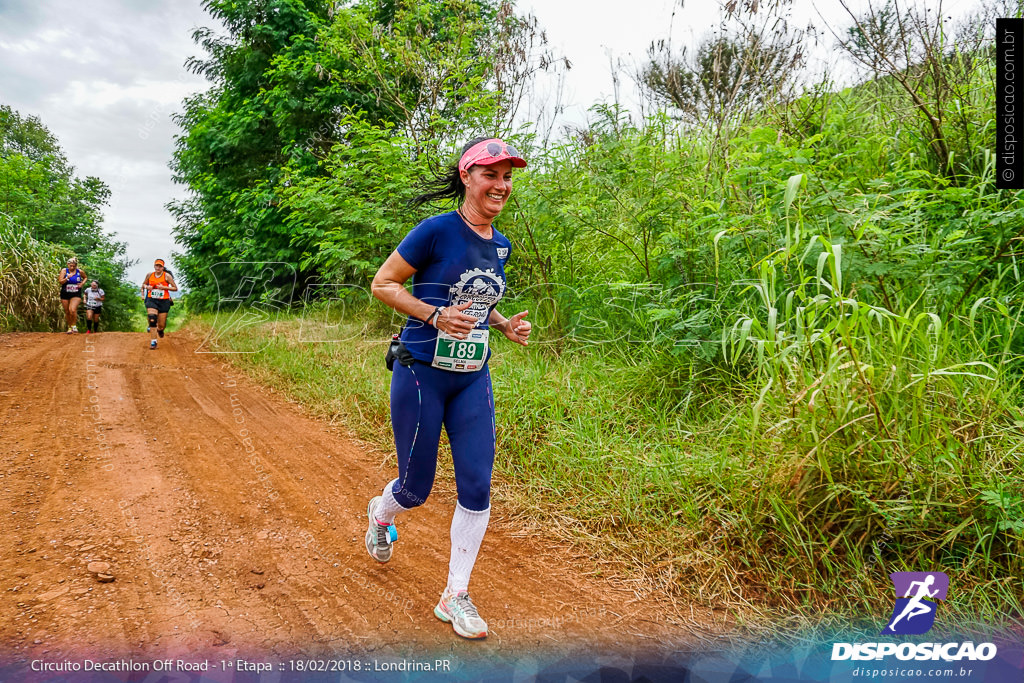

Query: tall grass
left=194, top=285, right=1023, bottom=632
left=184, top=45, right=1023, bottom=633
left=0, top=213, right=72, bottom=332
left=713, top=233, right=1024, bottom=626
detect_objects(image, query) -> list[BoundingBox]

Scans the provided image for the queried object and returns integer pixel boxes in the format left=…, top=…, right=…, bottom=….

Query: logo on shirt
left=449, top=268, right=505, bottom=323
left=496, top=247, right=509, bottom=259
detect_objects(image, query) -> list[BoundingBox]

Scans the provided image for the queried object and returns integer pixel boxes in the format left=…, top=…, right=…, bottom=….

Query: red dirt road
left=0, top=331, right=716, bottom=668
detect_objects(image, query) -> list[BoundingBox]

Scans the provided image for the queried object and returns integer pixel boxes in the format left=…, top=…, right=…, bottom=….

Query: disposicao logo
left=882, top=571, right=948, bottom=635
left=831, top=571, right=998, bottom=662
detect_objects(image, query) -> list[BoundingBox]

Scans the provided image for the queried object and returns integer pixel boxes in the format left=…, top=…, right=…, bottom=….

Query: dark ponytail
left=408, top=136, right=491, bottom=208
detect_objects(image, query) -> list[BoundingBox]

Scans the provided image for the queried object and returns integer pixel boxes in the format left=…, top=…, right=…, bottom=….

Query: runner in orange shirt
left=141, top=259, right=178, bottom=349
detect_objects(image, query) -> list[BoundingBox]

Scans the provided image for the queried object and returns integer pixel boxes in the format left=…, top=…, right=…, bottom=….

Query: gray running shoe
left=434, top=590, right=488, bottom=639
left=365, top=496, right=396, bottom=563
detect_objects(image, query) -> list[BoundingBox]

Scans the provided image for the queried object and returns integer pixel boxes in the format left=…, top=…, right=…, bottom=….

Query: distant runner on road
left=365, top=137, right=532, bottom=640
left=142, top=259, right=177, bottom=349
left=58, top=256, right=85, bottom=334
left=83, top=281, right=105, bottom=334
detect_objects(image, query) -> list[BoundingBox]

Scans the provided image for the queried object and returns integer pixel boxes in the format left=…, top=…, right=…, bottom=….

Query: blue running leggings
left=389, top=362, right=495, bottom=512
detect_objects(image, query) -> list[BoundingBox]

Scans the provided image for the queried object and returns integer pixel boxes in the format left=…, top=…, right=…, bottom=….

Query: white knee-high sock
left=374, top=479, right=408, bottom=525
left=446, top=504, right=490, bottom=595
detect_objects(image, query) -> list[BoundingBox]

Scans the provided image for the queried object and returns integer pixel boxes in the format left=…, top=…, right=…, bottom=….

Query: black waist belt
left=385, top=337, right=416, bottom=371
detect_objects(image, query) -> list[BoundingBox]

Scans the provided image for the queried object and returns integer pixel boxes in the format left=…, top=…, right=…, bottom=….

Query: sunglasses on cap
left=458, top=139, right=527, bottom=173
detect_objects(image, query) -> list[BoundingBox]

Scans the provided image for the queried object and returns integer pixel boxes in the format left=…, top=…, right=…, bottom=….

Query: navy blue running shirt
left=396, top=211, right=512, bottom=363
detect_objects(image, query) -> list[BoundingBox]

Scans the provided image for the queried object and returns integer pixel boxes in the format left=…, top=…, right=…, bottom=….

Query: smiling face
left=460, top=160, right=513, bottom=220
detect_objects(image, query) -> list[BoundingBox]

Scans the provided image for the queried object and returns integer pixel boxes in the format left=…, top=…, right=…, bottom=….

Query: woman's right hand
left=435, top=301, right=478, bottom=339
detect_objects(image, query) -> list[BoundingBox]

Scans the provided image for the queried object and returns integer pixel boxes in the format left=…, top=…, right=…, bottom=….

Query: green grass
left=186, top=298, right=1024, bottom=636
left=157, top=16, right=1023, bottom=639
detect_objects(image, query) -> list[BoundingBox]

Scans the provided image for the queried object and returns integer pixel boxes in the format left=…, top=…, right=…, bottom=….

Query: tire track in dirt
left=0, top=331, right=720, bottom=666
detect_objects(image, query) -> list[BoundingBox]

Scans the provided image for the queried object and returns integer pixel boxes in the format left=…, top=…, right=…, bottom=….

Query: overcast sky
left=0, top=0, right=975, bottom=286
left=0, top=0, right=210, bottom=285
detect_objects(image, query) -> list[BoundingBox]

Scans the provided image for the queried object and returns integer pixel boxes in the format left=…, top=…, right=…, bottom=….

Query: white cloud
left=60, top=78, right=201, bottom=110
left=0, top=28, right=70, bottom=53
left=57, top=44, right=105, bottom=64
left=0, top=37, right=41, bottom=53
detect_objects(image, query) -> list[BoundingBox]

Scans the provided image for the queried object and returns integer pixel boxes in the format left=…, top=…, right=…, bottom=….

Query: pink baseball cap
left=458, top=138, right=527, bottom=173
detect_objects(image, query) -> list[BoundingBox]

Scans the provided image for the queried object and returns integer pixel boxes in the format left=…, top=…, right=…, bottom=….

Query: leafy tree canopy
left=0, top=104, right=138, bottom=330
left=169, top=0, right=554, bottom=309
left=1, top=105, right=111, bottom=255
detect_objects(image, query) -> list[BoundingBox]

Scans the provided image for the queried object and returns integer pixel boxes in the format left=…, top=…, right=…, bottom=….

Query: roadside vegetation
left=174, top=0, right=1021, bottom=631
left=0, top=105, right=140, bottom=331
left=0, top=214, right=72, bottom=331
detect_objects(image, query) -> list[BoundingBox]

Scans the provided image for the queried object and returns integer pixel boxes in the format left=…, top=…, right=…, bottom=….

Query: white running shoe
left=150, top=339, right=157, bottom=350
left=434, top=590, right=488, bottom=639
left=365, top=496, right=396, bottom=563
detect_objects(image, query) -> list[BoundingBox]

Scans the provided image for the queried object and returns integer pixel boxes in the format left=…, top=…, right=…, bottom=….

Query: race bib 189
left=432, top=329, right=488, bottom=372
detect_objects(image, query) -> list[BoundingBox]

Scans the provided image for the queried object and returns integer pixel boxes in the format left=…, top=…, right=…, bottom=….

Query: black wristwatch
left=427, top=306, right=445, bottom=327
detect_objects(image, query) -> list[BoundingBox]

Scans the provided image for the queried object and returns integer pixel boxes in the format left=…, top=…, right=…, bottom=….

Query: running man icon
left=882, top=572, right=949, bottom=635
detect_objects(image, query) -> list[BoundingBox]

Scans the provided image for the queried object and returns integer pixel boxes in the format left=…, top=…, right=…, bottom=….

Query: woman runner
left=58, top=257, right=85, bottom=333
left=83, top=281, right=105, bottom=333
left=141, top=259, right=177, bottom=349
left=366, top=137, right=532, bottom=639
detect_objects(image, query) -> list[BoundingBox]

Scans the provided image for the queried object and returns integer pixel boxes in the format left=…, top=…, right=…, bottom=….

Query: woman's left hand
left=501, top=310, right=531, bottom=346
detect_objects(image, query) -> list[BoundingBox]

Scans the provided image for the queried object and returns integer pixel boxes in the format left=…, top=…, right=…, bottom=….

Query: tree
left=833, top=0, right=994, bottom=178
left=643, top=35, right=798, bottom=124
left=0, top=104, right=138, bottom=330
left=842, top=0, right=903, bottom=79
left=169, top=0, right=346, bottom=310
left=639, top=0, right=806, bottom=130
left=277, top=0, right=559, bottom=284
left=0, top=105, right=111, bottom=254
left=170, top=0, right=561, bottom=307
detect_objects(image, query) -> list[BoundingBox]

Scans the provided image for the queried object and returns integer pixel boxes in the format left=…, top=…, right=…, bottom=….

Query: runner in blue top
left=367, top=137, right=532, bottom=640
left=58, top=257, right=85, bottom=334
